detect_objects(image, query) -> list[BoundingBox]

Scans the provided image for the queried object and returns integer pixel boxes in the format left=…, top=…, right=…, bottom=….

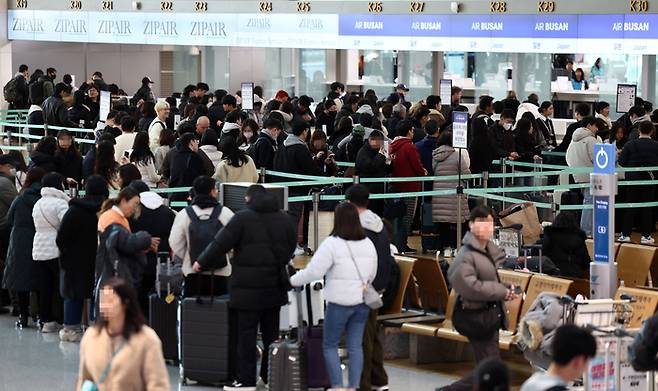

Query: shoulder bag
left=345, top=241, right=383, bottom=310
left=451, top=244, right=504, bottom=340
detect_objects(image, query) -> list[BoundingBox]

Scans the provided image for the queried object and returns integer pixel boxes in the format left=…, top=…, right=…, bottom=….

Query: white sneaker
left=641, top=236, right=655, bottom=245
left=59, top=327, right=83, bottom=342
left=294, top=245, right=305, bottom=256
left=372, top=386, right=390, bottom=391
left=41, top=321, right=63, bottom=333
left=618, top=235, right=631, bottom=242
left=224, top=381, right=257, bottom=391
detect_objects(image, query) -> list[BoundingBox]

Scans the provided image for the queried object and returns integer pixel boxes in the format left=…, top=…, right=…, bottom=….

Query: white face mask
left=9, top=168, right=16, bottom=176
left=503, top=123, right=513, bottom=131
left=243, top=131, right=254, bottom=140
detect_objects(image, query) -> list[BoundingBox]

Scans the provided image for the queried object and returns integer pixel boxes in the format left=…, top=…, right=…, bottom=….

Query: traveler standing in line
left=238, top=119, right=259, bottom=151
left=521, top=325, right=596, bottom=391
left=30, top=136, right=58, bottom=173
left=618, top=121, right=658, bottom=244
left=56, top=175, right=109, bottom=342
left=96, top=187, right=157, bottom=290
left=168, top=133, right=207, bottom=202
left=389, top=119, right=427, bottom=253
left=148, top=101, right=170, bottom=151
left=200, top=129, right=223, bottom=169
left=42, top=82, right=77, bottom=130
left=415, top=119, right=440, bottom=175
left=32, top=172, right=70, bottom=333
left=250, top=118, right=282, bottom=175
left=431, top=131, right=471, bottom=251
left=128, top=180, right=176, bottom=315
left=129, top=132, right=161, bottom=188
left=114, top=116, right=138, bottom=162
left=132, top=76, right=156, bottom=107
left=192, top=184, right=296, bottom=391
left=138, top=101, right=157, bottom=133
left=154, top=129, right=175, bottom=174
left=289, top=202, right=377, bottom=391
left=94, top=141, right=120, bottom=189
left=309, top=129, right=338, bottom=176
left=5, top=64, right=29, bottom=110
left=565, top=117, right=601, bottom=236
left=355, top=130, right=391, bottom=217
left=555, top=103, right=591, bottom=153
left=170, top=176, right=234, bottom=297
left=345, top=185, right=394, bottom=391
left=54, top=130, right=83, bottom=185
left=441, top=205, right=518, bottom=391
left=117, top=164, right=142, bottom=190
left=76, top=277, right=169, bottom=391
left=2, top=167, right=44, bottom=328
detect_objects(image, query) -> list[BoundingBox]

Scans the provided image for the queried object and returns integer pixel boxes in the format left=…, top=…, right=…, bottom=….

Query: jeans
left=36, top=258, right=61, bottom=324
left=323, top=302, right=370, bottom=388
left=63, top=298, right=83, bottom=328
left=235, top=307, right=280, bottom=386
left=581, top=187, right=593, bottom=236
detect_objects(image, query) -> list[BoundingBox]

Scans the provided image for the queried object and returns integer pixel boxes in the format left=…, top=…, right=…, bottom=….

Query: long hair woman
left=94, top=140, right=120, bottom=189
left=77, top=277, right=169, bottom=391
left=290, top=202, right=377, bottom=391
left=130, top=132, right=160, bottom=187
left=54, top=130, right=83, bottom=185
left=30, top=136, right=58, bottom=172
left=214, top=136, right=258, bottom=184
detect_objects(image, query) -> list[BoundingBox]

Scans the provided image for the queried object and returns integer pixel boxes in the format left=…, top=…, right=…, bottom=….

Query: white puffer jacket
left=291, top=236, right=377, bottom=306
left=32, top=187, right=70, bottom=261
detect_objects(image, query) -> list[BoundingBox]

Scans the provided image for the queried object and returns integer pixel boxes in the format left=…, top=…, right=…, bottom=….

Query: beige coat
left=76, top=326, right=170, bottom=391
left=213, top=155, right=259, bottom=184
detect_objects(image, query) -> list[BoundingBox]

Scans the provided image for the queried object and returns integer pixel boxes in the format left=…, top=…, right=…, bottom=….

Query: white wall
left=228, top=47, right=266, bottom=94
left=11, top=41, right=161, bottom=97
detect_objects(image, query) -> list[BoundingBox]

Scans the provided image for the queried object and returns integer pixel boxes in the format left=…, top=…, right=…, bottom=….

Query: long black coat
left=55, top=149, right=83, bottom=183
left=56, top=197, right=103, bottom=299
left=169, top=147, right=207, bottom=202
left=2, top=183, right=41, bottom=292
left=355, top=143, right=390, bottom=195
left=197, top=192, right=296, bottom=310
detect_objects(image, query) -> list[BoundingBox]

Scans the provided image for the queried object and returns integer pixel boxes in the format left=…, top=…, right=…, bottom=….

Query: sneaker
left=294, top=245, right=306, bottom=256
left=641, top=236, right=655, bottom=245
left=41, top=321, right=63, bottom=333
left=372, top=386, right=390, bottom=391
left=59, top=327, right=83, bottom=342
left=224, top=381, right=257, bottom=391
left=618, top=235, right=631, bottom=242
left=400, top=246, right=417, bottom=255
left=15, top=315, right=29, bottom=329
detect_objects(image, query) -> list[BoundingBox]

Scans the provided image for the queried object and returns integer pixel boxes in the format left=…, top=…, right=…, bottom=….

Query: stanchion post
left=500, top=158, right=507, bottom=210
left=457, top=148, right=464, bottom=250
left=482, top=171, right=489, bottom=206
left=260, top=167, right=266, bottom=183
left=353, top=175, right=360, bottom=185
left=648, top=371, right=655, bottom=391
left=6, top=128, right=11, bottom=146
left=312, top=190, right=320, bottom=252
left=551, top=200, right=558, bottom=221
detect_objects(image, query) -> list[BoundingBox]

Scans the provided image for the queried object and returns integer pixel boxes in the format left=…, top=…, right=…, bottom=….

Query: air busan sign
left=9, top=10, right=658, bottom=54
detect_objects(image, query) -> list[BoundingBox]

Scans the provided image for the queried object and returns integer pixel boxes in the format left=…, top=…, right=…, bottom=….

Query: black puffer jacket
left=273, top=134, right=323, bottom=196
left=56, top=196, right=103, bottom=299
left=168, top=145, right=207, bottom=202
left=55, top=149, right=83, bottom=183
left=2, top=182, right=41, bottom=292
left=542, top=225, right=590, bottom=278
left=130, top=194, right=176, bottom=276
left=95, top=223, right=152, bottom=288
left=197, top=191, right=297, bottom=310
left=355, top=143, right=390, bottom=195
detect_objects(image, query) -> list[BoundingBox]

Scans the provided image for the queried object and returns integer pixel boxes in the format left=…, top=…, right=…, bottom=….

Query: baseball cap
left=142, top=76, right=154, bottom=84
left=396, top=83, right=410, bottom=92
left=0, top=154, right=16, bottom=166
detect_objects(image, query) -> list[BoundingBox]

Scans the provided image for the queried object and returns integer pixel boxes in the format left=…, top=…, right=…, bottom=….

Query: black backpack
left=185, top=205, right=223, bottom=262
left=3, top=76, right=18, bottom=103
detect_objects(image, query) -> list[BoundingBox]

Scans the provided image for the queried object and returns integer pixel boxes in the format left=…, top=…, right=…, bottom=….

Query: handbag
left=80, top=341, right=125, bottom=391
left=345, top=241, right=383, bottom=310
left=451, top=244, right=503, bottom=340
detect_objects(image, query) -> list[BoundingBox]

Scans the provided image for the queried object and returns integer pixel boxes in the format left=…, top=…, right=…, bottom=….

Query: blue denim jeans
left=63, top=298, right=83, bottom=328
left=323, top=302, right=370, bottom=388
left=581, top=187, right=593, bottom=237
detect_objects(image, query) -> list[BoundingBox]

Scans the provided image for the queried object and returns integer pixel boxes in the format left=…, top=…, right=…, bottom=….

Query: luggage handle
left=295, top=287, right=305, bottom=344
left=156, top=251, right=170, bottom=299
left=195, top=268, right=216, bottom=305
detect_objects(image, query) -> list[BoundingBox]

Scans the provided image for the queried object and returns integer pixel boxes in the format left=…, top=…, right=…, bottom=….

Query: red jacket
left=389, top=137, right=426, bottom=193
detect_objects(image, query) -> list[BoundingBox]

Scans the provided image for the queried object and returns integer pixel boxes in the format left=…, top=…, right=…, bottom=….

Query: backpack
left=3, top=76, right=18, bottom=103
left=185, top=205, right=223, bottom=262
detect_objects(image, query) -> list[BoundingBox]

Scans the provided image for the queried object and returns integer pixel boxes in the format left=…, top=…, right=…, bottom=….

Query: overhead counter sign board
left=10, top=10, right=658, bottom=54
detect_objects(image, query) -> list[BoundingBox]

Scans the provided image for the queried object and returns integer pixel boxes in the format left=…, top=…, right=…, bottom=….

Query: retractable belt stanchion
left=500, top=158, right=507, bottom=210
left=260, top=166, right=266, bottom=184
left=353, top=175, right=360, bottom=185
left=482, top=171, right=489, bottom=206
left=312, top=190, right=320, bottom=253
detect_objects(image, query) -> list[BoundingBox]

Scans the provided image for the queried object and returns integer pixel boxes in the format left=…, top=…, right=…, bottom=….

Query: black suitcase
left=269, top=288, right=308, bottom=391
left=149, top=252, right=179, bottom=363
left=179, top=273, right=231, bottom=386
left=420, top=202, right=440, bottom=253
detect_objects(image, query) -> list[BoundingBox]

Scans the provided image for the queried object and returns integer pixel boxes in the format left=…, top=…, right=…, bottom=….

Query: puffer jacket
left=95, top=223, right=152, bottom=287
left=290, top=235, right=377, bottom=307
left=447, top=232, right=508, bottom=314
left=389, top=136, right=426, bottom=192
left=431, top=145, right=470, bottom=224
left=32, top=187, right=70, bottom=261
left=566, top=127, right=597, bottom=183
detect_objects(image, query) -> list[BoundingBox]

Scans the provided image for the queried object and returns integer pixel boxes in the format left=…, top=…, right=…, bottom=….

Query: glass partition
left=473, top=52, right=511, bottom=100
left=360, top=50, right=396, bottom=100
left=298, top=49, right=328, bottom=100
left=399, top=51, right=433, bottom=102
left=263, top=48, right=294, bottom=99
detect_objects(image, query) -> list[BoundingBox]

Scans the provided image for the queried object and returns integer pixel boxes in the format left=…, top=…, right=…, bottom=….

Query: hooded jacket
left=447, top=232, right=508, bottom=312
left=96, top=217, right=152, bottom=287
left=389, top=137, right=426, bottom=192
left=431, top=145, right=470, bottom=224
left=56, top=196, right=104, bottom=299
left=32, top=187, right=70, bottom=260
left=251, top=130, right=278, bottom=171
left=197, top=192, right=296, bottom=310
left=2, top=182, right=40, bottom=292
left=360, top=209, right=394, bottom=292
left=565, top=127, right=597, bottom=183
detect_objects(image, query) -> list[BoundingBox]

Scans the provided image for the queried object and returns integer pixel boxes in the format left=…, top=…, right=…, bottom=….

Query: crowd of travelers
left=1, top=63, right=657, bottom=391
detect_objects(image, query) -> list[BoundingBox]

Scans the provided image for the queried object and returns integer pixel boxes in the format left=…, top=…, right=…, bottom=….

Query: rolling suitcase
left=179, top=273, right=231, bottom=386
left=279, top=281, right=325, bottom=330
left=420, top=202, right=440, bottom=253
left=149, top=253, right=179, bottom=363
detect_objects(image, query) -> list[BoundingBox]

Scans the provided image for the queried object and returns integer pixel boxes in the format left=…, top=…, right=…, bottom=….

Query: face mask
left=9, top=168, right=16, bottom=176
left=503, top=123, right=513, bottom=131
left=243, top=131, right=254, bottom=140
